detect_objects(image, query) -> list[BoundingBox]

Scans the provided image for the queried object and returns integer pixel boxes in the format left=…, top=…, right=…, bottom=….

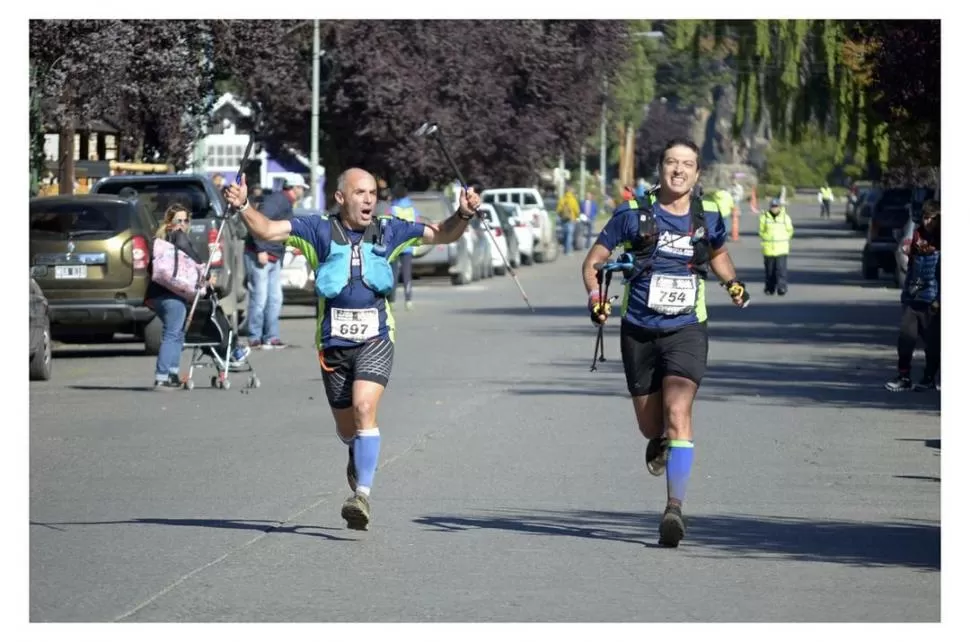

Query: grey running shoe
left=646, top=437, right=669, bottom=476
left=659, top=504, right=686, bottom=548
left=885, top=375, right=913, bottom=392
left=346, top=445, right=357, bottom=492
left=341, top=492, right=371, bottom=531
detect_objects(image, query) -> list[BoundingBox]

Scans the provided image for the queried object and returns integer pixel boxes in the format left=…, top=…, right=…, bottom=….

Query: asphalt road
left=29, top=202, right=940, bottom=622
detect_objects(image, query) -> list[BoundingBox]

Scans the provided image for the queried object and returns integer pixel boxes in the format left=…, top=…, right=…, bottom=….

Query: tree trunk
left=616, top=123, right=627, bottom=192
left=58, top=120, right=75, bottom=196
left=624, top=124, right=636, bottom=186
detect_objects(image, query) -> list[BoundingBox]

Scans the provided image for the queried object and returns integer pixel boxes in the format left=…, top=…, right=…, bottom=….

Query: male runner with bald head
left=225, top=168, right=481, bottom=530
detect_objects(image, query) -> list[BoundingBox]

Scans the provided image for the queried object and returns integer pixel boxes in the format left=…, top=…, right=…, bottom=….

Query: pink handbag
left=151, top=238, right=204, bottom=300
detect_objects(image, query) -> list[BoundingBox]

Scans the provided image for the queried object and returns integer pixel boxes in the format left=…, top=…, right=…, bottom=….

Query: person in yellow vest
left=713, top=188, right=734, bottom=220
left=390, top=183, right=417, bottom=310
left=759, top=198, right=795, bottom=295
left=713, top=188, right=737, bottom=240
left=556, top=184, right=580, bottom=255
left=818, top=184, right=834, bottom=219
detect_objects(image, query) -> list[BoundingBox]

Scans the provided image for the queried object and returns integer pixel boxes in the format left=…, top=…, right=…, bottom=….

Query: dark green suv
left=29, top=194, right=164, bottom=353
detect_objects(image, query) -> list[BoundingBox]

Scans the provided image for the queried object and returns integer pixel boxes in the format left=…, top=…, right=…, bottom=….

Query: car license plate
left=55, top=265, right=87, bottom=279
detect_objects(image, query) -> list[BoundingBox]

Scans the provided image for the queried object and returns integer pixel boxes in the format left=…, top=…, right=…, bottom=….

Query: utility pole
left=310, top=19, right=321, bottom=209
left=599, top=75, right=607, bottom=200
left=579, top=145, right=586, bottom=198
left=557, top=153, right=566, bottom=200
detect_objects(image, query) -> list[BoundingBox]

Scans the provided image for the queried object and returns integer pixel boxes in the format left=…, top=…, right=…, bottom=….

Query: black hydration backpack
left=621, top=194, right=719, bottom=280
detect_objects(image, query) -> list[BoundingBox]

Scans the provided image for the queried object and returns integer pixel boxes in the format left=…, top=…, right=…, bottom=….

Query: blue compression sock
left=666, top=440, right=695, bottom=505
left=353, top=428, right=381, bottom=495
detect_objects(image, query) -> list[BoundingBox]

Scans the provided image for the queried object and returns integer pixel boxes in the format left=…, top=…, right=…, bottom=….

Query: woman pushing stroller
left=146, top=204, right=251, bottom=390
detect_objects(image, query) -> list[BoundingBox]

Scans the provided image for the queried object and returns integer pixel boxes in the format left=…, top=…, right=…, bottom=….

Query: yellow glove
left=588, top=293, right=612, bottom=325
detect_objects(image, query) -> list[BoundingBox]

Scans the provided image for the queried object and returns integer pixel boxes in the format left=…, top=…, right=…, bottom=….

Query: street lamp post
left=310, top=19, right=321, bottom=210
left=599, top=75, right=607, bottom=200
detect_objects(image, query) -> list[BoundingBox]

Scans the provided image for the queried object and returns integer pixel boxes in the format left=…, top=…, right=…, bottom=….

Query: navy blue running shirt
left=596, top=201, right=727, bottom=331
left=287, top=215, right=426, bottom=349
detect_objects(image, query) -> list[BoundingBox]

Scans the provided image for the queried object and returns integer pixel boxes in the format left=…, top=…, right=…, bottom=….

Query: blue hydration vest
left=314, top=217, right=395, bottom=299
left=902, top=250, right=940, bottom=305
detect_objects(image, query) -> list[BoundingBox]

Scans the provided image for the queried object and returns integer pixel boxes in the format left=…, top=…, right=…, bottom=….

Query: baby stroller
left=181, top=293, right=260, bottom=391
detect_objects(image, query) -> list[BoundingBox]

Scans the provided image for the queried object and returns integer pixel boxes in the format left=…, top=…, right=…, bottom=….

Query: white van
left=481, top=187, right=559, bottom=263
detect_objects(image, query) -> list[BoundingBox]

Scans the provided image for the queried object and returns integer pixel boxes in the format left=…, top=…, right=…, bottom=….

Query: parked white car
left=476, top=203, right=511, bottom=274
left=481, top=187, right=558, bottom=263
left=280, top=208, right=326, bottom=303
left=494, top=202, right=534, bottom=266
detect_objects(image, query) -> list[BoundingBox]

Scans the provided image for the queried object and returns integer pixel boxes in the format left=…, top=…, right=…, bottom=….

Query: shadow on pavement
left=520, top=299, right=907, bottom=349
left=700, top=358, right=941, bottom=412
left=894, top=475, right=940, bottom=483
left=414, top=509, right=940, bottom=570
left=29, top=517, right=357, bottom=542
left=69, top=384, right=159, bottom=393
left=788, top=248, right=861, bottom=263
left=500, top=354, right=940, bottom=413
left=897, top=438, right=941, bottom=450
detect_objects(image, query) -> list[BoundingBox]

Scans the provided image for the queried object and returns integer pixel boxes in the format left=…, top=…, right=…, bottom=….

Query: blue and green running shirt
left=287, top=215, right=426, bottom=350
left=596, top=201, right=727, bottom=331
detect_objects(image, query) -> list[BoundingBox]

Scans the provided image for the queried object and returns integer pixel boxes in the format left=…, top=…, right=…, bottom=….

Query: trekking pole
left=589, top=257, right=633, bottom=372
left=590, top=269, right=607, bottom=372
left=184, top=107, right=261, bottom=332
left=414, top=122, right=534, bottom=312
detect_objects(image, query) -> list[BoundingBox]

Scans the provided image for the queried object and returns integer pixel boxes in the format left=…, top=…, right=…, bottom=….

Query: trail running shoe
left=346, top=444, right=357, bottom=492
left=646, top=437, right=669, bottom=476
left=885, top=375, right=913, bottom=392
left=659, top=504, right=686, bottom=548
left=341, top=492, right=371, bottom=531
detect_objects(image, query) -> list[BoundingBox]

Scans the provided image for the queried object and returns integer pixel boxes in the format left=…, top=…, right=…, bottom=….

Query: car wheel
left=143, top=316, right=164, bottom=355
left=862, top=250, right=879, bottom=280
left=451, top=253, right=473, bottom=286
left=544, top=238, right=559, bottom=262
left=894, top=265, right=906, bottom=288
left=29, top=319, right=52, bottom=381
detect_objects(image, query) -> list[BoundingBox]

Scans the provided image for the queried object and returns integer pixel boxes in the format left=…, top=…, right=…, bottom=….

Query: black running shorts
left=319, top=338, right=395, bottom=409
left=619, top=320, right=709, bottom=396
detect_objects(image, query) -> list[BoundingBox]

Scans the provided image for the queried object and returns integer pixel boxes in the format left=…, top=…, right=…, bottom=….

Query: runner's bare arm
left=422, top=214, right=469, bottom=245
left=223, top=175, right=293, bottom=242
left=421, top=188, right=482, bottom=245
left=582, top=244, right=612, bottom=294
left=709, top=247, right=738, bottom=283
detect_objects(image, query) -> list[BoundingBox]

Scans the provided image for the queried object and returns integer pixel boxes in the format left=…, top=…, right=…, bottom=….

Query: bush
left=754, top=183, right=796, bottom=200
left=761, top=130, right=840, bottom=188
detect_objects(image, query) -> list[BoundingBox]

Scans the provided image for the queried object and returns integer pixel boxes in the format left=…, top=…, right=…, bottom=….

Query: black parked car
left=862, top=187, right=922, bottom=280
